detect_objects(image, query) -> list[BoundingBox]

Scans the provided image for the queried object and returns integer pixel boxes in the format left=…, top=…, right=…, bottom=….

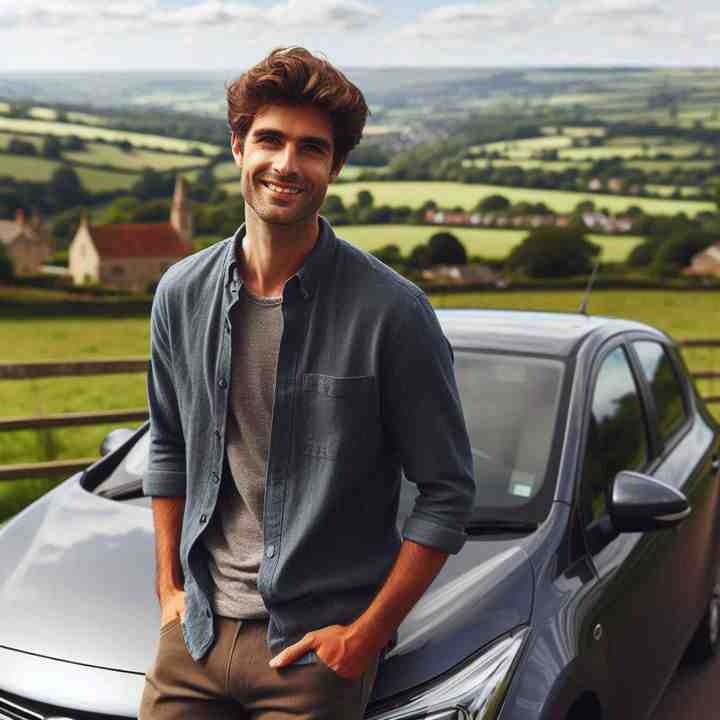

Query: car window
left=582, top=346, right=649, bottom=525
left=633, top=341, right=689, bottom=446
left=454, top=351, right=564, bottom=520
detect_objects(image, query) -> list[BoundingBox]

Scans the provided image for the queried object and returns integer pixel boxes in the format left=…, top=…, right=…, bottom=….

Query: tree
left=48, top=165, right=85, bottom=210
left=51, top=206, right=86, bottom=249
left=428, top=232, right=467, bottom=266
left=42, top=136, right=62, bottom=159
left=371, top=244, right=404, bottom=271
left=476, top=194, right=510, bottom=212
left=7, top=137, right=37, bottom=156
left=652, top=231, right=714, bottom=276
left=408, top=243, right=432, bottom=270
left=356, top=190, right=374, bottom=209
left=0, top=243, right=14, bottom=282
left=132, top=168, right=174, bottom=200
left=507, top=226, right=601, bottom=278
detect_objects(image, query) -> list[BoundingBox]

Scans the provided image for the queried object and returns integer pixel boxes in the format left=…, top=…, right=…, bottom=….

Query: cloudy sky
left=2, top=0, right=719, bottom=71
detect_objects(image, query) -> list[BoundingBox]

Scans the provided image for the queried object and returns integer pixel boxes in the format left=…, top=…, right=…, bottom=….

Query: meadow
left=0, top=117, right=222, bottom=155
left=338, top=225, right=644, bottom=263
left=311, top=182, right=716, bottom=217
left=65, top=142, right=211, bottom=172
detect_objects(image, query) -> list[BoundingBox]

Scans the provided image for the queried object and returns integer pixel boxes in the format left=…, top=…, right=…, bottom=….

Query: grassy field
left=0, top=155, right=61, bottom=181
left=310, top=182, right=716, bottom=217
left=338, top=225, right=644, bottom=262
left=462, top=158, right=593, bottom=172
left=0, top=117, right=222, bottom=155
left=74, top=166, right=140, bottom=192
left=65, top=142, right=211, bottom=172
left=0, top=131, right=45, bottom=150
left=0, top=290, right=717, bottom=520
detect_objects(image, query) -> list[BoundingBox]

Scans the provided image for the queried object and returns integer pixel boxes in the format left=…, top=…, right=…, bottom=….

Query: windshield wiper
left=97, top=478, right=145, bottom=500
left=465, top=519, right=539, bottom=535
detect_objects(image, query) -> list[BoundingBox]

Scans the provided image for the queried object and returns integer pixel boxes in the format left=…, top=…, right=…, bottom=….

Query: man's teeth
left=266, top=182, right=301, bottom=194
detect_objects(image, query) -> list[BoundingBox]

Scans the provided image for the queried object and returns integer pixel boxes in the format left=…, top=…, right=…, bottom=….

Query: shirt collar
left=224, top=216, right=336, bottom=301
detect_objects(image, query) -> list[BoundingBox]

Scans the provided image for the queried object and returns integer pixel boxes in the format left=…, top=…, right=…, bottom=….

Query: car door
left=629, top=338, right=720, bottom=654
left=577, top=340, right=678, bottom=720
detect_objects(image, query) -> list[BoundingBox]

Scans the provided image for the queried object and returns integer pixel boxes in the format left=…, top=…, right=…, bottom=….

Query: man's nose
left=273, top=144, right=299, bottom=176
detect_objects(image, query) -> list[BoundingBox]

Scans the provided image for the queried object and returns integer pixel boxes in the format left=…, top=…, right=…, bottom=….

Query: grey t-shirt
left=201, top=285, right=283, bottom=619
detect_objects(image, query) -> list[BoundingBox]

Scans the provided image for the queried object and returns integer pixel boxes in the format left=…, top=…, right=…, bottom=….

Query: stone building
left=68, top=176, right=193, bottom=292
left=0, top=209, right=55, bottom=276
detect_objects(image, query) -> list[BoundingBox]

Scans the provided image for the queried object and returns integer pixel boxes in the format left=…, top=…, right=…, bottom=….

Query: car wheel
left=684, top=567, right=720, bottom=664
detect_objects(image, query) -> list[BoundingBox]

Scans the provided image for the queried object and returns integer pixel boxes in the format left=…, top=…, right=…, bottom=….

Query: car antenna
left=578, top=261, right=600, bottom=315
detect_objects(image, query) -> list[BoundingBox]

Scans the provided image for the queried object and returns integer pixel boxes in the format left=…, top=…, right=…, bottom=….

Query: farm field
left=74, top=166, right=139, bottom=192
left=312, top=182, right=716, bottom=216
left=0, top=131, right=45, bottom=150
left=338, top=225, right=644, bottom=262
left=462, top=158, right=593, bottom=172
left=65, top=142, right=211, bottom=172
left=0, top=117, right=222, bottom=155
left=0, top=155, right=60, bottom=182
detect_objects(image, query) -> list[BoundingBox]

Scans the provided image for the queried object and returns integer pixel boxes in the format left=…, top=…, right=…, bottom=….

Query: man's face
left=231, top=103, right=341, bottom=228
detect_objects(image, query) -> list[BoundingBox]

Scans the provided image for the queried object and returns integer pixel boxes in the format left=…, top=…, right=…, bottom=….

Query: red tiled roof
left=88, top=222, right=190, bottom=259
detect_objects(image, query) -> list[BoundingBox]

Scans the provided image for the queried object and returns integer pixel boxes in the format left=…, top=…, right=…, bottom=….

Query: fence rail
left=1, top=339, right=719, bottom=482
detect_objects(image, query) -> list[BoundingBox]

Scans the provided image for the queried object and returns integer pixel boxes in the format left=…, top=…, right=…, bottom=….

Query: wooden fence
left=1, top=342, right=719, bottom=482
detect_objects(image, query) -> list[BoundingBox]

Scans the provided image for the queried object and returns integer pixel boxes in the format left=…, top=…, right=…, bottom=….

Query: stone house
left=68, top=176, right=193, bottom=292
left=421, top=263, right=503, bottom=287
left=684, top=243, right=720, bottom=278
left=0, top=209, right=55, bottom=276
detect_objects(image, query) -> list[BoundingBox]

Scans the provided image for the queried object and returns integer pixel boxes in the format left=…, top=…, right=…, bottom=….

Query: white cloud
left=392, top=1, right=541, bottom=45
left=0, top=0, right=381, bottom=33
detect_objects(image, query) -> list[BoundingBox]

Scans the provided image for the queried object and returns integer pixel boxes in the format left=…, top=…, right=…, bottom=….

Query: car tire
left=684, top=568, right=720, bottom=664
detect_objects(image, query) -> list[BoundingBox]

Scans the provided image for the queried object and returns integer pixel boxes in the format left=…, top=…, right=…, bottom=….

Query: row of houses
left=424, top=209, right=634, bottom=234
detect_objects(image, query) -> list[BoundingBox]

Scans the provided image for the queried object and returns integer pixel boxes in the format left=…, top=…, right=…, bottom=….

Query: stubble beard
left=243, top=173, right=325, bottom=228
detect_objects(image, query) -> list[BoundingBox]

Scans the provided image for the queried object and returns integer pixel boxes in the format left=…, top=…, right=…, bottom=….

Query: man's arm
left=271, top=292, right=475, bottom=677
left=152, top=496, right=186, bottom=625
left=144, top=278, right=188, bottom=624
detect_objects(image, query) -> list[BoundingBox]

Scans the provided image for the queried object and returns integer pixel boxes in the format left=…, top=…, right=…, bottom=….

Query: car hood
left=0, top=474, right=533, bottom=706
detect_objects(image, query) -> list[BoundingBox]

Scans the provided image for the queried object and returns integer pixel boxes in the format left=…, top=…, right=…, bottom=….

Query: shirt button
left=211, top=472, right=220, bottom=484
left=266, top=544, right=276, bottom=558
left=200, top=514, right=207, bottom=524
left=218, top=378, right=227, bottom=389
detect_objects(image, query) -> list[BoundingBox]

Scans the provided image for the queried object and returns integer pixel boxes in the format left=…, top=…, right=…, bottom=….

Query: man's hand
left=269, top=623, right=377, bottom=680
left=160, top=587, right=186, bottom=628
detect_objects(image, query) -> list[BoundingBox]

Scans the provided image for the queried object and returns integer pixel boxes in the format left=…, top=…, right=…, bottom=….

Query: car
left=1, top=309, right=718, bottom=720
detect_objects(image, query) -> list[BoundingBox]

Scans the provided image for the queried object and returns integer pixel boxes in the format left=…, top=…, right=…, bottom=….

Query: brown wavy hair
left=226, top=47, right=368, bottom=172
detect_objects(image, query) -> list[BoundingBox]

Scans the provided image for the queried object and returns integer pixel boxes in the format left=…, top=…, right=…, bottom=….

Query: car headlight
left=367, top=626, right=528, bottom=720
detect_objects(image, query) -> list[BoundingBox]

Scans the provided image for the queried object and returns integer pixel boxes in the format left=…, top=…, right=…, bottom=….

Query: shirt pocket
left=299, top=374, right=380, bottom=465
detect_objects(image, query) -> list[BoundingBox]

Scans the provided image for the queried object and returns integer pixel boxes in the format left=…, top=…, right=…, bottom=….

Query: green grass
left=0, top=117, right=222, bottom=155
left=65, top=142, right=211, bottom=172
left=0, top=291, right=718, bottom=520
left=0, top=102, right=10, bottom=114
left=312, top=182, right=716, bottom=217
left=646, top=185, right=703, bottom=198
left=0, top=155, right=61, bottom=181
left=29, top=107, right=58, bottom=121
left=462, top=158, right=593, bottom=172
left=559, top=144, right=702, bottom=161
left=75, top=166, right=140, bottom=192
left=0, top=131, right=45, bottom=151
left=66, top=111, right=109, bottom=126
left=338, top=225, right=643, bottom=262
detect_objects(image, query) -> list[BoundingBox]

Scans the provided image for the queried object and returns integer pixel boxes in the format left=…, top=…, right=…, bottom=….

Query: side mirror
left=100, top=428, right=135, bottom=457
left=610, top=471, right=691, bottom=533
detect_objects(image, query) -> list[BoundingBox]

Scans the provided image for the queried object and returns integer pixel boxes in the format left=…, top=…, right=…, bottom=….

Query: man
left=140, top=47, right=475, bottom=719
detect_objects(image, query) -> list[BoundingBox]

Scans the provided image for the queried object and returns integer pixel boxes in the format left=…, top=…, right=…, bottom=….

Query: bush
left=508, top=226, right=601, bottom=278
left=0, top=243, right=14, bottom=281
left=428, top=232, right=467, bottom=266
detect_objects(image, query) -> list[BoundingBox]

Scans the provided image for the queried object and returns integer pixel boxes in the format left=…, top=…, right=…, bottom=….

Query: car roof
left=436, top=309, right=662, bottom=358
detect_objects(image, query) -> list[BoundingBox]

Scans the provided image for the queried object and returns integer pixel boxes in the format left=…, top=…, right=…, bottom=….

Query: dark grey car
left=1, top=310, right=718, bottom=720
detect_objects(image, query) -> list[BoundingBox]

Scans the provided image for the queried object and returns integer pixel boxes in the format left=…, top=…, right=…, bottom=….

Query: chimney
left=15, top=208, right=25, bottom=225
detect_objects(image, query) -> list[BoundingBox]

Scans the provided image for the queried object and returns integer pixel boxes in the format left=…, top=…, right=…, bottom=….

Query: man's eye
left=304, top=144, right=324, bottom=154
left=259, top=136, right=280, bottom=145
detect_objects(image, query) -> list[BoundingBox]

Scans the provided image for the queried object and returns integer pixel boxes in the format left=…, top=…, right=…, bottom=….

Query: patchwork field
left=315, top=182, right=716, bottom=216
left=0, top=155, right=60, bottom=181
left=338, top=225, right=644, bottom=263
left=65, top=142, right=211, bottom=172
left=0, top=117, right=222, bottom=155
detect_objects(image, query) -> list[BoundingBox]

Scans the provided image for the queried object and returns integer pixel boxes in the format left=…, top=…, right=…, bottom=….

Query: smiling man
left=139, top=47, right=475, bottom=719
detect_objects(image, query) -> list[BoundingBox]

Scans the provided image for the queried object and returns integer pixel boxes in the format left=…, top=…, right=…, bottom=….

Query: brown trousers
left=139, top=616, right=380, bottom=719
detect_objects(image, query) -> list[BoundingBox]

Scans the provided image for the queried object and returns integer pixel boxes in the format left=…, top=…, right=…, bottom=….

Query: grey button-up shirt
left=143, top=217, right=475, bottom=662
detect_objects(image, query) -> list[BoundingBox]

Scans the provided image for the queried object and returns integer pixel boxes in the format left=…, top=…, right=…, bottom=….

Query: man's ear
left=231, top=131, right=243, bottom=166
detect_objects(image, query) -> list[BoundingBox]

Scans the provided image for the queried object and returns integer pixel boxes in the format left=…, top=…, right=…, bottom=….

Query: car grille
left=0, top=690, right=133, bottom=720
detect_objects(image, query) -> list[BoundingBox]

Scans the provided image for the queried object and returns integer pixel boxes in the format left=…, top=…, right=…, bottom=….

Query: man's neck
left=239, top=211, right=320, bottom=298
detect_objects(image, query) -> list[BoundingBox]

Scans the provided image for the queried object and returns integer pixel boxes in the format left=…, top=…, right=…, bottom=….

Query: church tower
left=170, top=175, right=193, bottom=248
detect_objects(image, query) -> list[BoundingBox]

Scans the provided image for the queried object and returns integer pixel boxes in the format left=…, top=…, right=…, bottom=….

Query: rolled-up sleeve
left=381, top=292, right=475, bottom=554
left=143, top=281, right=187, bottom=497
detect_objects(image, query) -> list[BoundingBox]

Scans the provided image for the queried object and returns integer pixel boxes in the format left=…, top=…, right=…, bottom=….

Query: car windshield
left=97, top=351, right=566, bottom=525
left=454, top=351, right=565, bottom=524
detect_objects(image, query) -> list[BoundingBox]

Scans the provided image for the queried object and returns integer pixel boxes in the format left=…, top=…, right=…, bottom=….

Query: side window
left=583, top=346, right=649, bottom=524
left=633, top=341, right=689, bottom=446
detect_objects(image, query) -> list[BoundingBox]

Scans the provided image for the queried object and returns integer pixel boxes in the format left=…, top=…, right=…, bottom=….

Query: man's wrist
left=346, top=614, right=394, bottom=656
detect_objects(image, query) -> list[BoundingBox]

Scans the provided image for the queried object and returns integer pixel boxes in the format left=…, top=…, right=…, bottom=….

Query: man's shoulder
left=156, top=235, right=233, bottom=300
left=332, top=232, right=424, bottom=309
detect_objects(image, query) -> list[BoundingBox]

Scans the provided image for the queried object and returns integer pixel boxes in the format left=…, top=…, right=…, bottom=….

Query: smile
left=262, top=181, right=303, bottom=195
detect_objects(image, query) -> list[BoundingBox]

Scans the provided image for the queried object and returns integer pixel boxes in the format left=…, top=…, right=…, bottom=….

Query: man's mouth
left=261, top=180, right=304, bottom=195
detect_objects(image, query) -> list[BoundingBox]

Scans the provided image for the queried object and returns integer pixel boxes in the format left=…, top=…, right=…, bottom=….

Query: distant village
left=1, top=176, right=719, bottom=292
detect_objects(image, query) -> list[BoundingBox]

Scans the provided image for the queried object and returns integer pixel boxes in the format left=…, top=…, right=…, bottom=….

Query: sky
left=1, top=0, right=719, bottom=71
